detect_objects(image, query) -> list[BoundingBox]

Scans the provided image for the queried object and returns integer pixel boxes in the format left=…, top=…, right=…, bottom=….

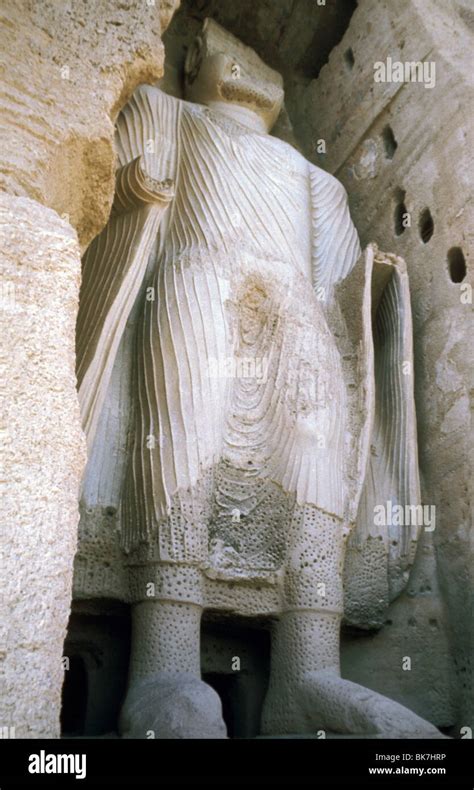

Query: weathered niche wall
left=61, top=0, right=472, bottom=736
left=159, top=0, right=473, bottom=733
left=0, top=0, right=179, bottom=738
left=297, top=0, right=473, bottom=734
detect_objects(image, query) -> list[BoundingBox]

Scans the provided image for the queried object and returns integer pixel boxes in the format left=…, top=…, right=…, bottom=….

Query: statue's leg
left=128, top=596, right=202, bottom=682
left=119, top=564, right=227, bottom=739
left=118, top=262, right=232, bottom=738
left=261, top=506, right=445, bottom=738
left=261, top=505, right=343, bottom=734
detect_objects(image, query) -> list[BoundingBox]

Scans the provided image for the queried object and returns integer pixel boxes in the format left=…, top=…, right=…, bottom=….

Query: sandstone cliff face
left=0, top=0, right=179, bottom=739
left=0, top=196, right=86, bottom=738
left=295, top=0, right=473, bottom=731
left=117, top=0, right=472, bottom=733
left=1, top=0, right=179, bottom=250
left=1, top=0, right=471, bottom=739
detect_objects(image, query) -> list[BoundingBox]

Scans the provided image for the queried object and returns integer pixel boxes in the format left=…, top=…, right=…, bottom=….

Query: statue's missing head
left=184, top=18, right=284, bottom=132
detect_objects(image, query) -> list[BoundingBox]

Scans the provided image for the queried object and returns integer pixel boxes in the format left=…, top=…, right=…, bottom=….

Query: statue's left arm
left=309, top=165, right=361, bottom=298
left=309, top=164, right=421, bottom=628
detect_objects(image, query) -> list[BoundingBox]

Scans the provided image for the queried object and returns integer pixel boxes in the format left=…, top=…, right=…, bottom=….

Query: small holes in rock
left=344, top=48, right=355, bottom=70
left=382, top=125, right=398, bottom=159
left=447, top=247, right=467, bottom=282
left=419, top=208, right=434, bottom=243
left=105, top=506, right=116, bottom=517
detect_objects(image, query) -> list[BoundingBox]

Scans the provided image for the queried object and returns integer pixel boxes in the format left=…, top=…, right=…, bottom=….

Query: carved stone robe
left=77, top=86, right=420, bottom=626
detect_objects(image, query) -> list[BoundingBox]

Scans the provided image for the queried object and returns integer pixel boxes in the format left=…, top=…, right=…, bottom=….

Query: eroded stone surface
left=75, top=19, right=441, bottom=739
left=2, top=0, right=471, bottom=741
left=297, top=0, right=473, bottom=732
left=0, top=0, right=178, bottom=738
left=119, top=672, right=227, bottom=739
left=0, top=0, right=179, bottom=250
left=0, top=195, right=86, bottom=737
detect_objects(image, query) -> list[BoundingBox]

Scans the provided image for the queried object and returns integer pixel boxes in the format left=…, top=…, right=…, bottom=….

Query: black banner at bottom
left=0, top=737, right=472, bottom=788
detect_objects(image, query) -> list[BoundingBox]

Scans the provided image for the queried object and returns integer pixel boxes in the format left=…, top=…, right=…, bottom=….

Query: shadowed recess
left=382, top=125, right=398, bottom=159
left=447, top=247, right=467, bottom=283
left=164, top=0, right=358, bottom=81
left=419, top=208, right=434, bottom=244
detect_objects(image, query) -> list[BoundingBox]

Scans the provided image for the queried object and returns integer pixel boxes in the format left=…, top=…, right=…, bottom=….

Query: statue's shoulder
left=127, top=84, right=184, bottom=118
left=264, top=141, right=350, bottom=200
left=308, top=162, right=349, bottom=202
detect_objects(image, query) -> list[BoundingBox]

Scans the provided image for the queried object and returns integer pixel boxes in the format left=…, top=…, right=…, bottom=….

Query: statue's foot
left=119, top=672, right=227, bottom=739
left=262, top=670, right=447, bottom=738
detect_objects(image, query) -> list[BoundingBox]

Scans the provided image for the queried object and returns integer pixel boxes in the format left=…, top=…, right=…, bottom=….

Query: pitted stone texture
left=264, top=658, right=448, bottom=738
left=119, top=673, right=227, bottom=739
left=284, top=506, right=344, bottom=612
left=128, top=601, right=203, bottom=683
left=297, top=0, right=473, bottom=729
left=0, top=195, right=86, bottom=737
left=0, top=0, right=178, bottom=739
left=80, top=19, right=426, bottom=740
left=73, top=502, right=127, bottom=601
left=127, top=563, right=205, bottom=606
left=0, top=0, right=179, bottom=249
left=297, top=670, right=447, bottom=739
left=261, top=610, right=341, bottom=735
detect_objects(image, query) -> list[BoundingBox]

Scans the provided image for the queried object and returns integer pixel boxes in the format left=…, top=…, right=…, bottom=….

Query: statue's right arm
left=116, top=85, right=181, bottom=177
left=76, top=86, right=179, bottom=452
